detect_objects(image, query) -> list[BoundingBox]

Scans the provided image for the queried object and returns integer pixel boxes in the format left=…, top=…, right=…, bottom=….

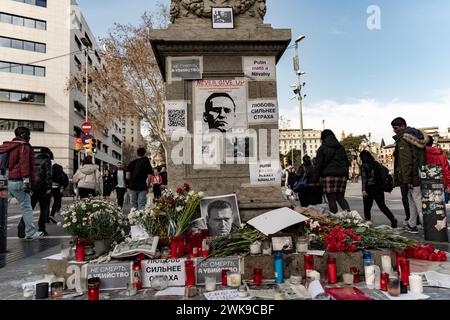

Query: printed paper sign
left=250, top=161, right=282, bottom=185
left=86, top=262, right=132, bottom=291
left=142, top=259, right=186, bottom=288
left=243, top=57, right=276, bottom=81
left=165, top=101, right=188, bottom=134
left=247, top=99, right=279, bottom=124
left=196, top=256, right=241, bottom=284
left=169, top=56, right=202, bottom=81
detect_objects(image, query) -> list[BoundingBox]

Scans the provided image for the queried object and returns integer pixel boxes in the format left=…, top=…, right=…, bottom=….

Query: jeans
left=400, top=185, right=411, bottom=221
left=116, top=187, right=127, bottom=208
left=8, top=180, right=36, bottom=237
left=408, top=187, right=423, bottom=228
left=129, top=189, right=147, bottom=210
left=363, top=191, right=396, bottom=224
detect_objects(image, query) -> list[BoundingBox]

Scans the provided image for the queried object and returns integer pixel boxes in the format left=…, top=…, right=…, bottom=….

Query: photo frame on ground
left=271, top=234, right=295, bottom=254
left=200, top=194, right=241, bottom=237
left=212, top=7, right=234, bottom=29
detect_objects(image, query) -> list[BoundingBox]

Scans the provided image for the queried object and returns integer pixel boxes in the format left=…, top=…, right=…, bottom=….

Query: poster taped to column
left=165, top=101, right=188, bottom=134
left=243, top=57, right=276, bottom=81
left=250, top=161, right=282, bottom=185
left=247, top=99, right=279, bottom=124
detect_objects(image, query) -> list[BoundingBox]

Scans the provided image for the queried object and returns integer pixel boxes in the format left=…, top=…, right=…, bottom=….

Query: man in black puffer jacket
left=314, top=130, right=351, bottom=213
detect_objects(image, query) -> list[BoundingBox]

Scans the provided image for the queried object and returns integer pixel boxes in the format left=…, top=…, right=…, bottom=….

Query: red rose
left=168, top=199, right=175, bottom=206
left=176, top=188, right=183, bottom=194
left=424, top=244, right=435, bottom=253
left=183, top=183, right=191, bottom=191
left=429, top=253, right=440, bottom=261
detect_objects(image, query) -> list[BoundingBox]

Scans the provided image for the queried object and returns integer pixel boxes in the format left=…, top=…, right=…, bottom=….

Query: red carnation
left=183, top=183, right=191, bottom=191
left=168, top=199, right=175, bottom=206
left=176, top=188, right=183, bottom=194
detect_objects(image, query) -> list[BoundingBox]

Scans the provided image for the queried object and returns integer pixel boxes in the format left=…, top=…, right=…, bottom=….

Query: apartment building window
left=131, top=129, right=134, bottom=134
left=102, top=145, right=109, bottom=154
left=0, top=61, right=45, bottom=77
left=112, top=151, right=122, bottom=161
left=0, top=12, right=46, bottom=30
left=0, top=36, right=46, bottom=53
left=13, top=0, right=47, bottom=8
left=74, top=56, right=81, bottom=70
left=75, top=36, right=82, bottom=51
left=131, top=137, right=134, bottom=143
left=112, top=135, right=122, bottom=147
left=74, top=100, right=86, bottom=116
left=0, top=89, right=45, bottom=104
left=0, top=119, right=44, bottom=132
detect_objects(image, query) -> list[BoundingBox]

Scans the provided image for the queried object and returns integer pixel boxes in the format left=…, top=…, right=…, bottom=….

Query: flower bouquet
left=128, top=206, right=169, bottom=237
left=405, top=244, right=448, bottom=262
left=324, top=226, right=361, bottom=253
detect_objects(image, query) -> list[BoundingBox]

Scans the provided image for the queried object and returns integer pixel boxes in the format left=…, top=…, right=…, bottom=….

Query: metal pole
left=295, top=42, right=305, bottom=161
left=85, top=47, right=88, bottom=123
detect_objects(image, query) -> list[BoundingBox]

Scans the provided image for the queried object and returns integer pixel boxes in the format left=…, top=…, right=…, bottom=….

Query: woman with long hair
left=72, top=156, right=101, bottom=199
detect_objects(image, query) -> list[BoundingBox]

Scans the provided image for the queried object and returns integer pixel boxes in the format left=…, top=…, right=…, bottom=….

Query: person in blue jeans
left=126, top=148, right=153, bottom=210
left=0, top=127, right=43, bottom=240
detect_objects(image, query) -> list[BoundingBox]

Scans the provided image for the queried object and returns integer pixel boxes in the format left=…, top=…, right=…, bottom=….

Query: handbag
left=293, top=165, right=308, bottom=193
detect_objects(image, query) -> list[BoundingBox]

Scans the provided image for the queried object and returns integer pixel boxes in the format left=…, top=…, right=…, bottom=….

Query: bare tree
left=68, top=4, right=169, bottom=162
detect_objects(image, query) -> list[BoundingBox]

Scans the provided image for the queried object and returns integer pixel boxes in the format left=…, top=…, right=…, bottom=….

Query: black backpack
left=377, top=164, right=394, bottom=193
left=52, top=163, right=69, bottom=189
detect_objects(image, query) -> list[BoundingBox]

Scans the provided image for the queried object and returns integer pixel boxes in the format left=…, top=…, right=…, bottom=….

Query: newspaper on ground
left=111, top=237, right=159, bottom=259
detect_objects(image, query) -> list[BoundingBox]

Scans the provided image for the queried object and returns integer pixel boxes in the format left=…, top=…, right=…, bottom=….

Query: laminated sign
left=196, top=256, right=241, bottom=285
left=86, top=262, right=133, bottom=291
left=243, top=57, right=276, bottom=81
left=420, top=165, right=448, bottom=242
left=142, top=259, right=186, bottom=288
left=250, top=161, right=282, bottom=185
left=247, top=99, right=279, bottom=125
left=169, top=56, right=202, bottom=81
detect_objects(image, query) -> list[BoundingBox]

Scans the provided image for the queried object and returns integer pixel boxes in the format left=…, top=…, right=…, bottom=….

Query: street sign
left=81, top=122, right=93, bottom=133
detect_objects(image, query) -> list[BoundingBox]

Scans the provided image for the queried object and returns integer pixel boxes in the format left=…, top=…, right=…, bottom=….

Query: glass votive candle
left=262, top=240, right=272, bottom=256
left=387, top=276, right=400, bottom=297
left=221, top=269, right=230, bottom=286
left=296, top=237, right=308, bottom=253
left=50, top=282, right=64, bottom=300
left=205, top=276, right=217, bottom=292
left=227, top=272, right=242, bottom=288
left=253, top=268, right=263, bottom=285
left=343, top=273, right=354, bottom=285
left=87, top=277, right=100, bottom=301
left=380, top=273, right=389, bottom=291
left=250, top=241, right=262, bottom=256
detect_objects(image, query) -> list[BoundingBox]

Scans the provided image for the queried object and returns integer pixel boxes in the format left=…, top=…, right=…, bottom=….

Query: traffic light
left=84, top=138, right=93, bottom=154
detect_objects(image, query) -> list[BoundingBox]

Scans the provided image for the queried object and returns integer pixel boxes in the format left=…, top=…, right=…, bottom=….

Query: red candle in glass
left=327, top=257, right=337, bottom=284
left=222, top=269, right=230, bottom=286
left=350, top=267, right=361, bottom=283
left=253, top=268, right=263, bottom=285
left=170, top=237, right=180, bottom=259
left=185, top=263, right=196, bottom=286
left=87, top=278, right=100, bottom=301
left=395, top=251, right=406, bottom=270
left=75, top=243, right=85, bottom=262
left=304, top=255, right=315, bottom=277
left=380, top=272, right=389, bottom=291
left=400, top=259, right=410, bottom=286
left=178, top=235, right=185, bottom=257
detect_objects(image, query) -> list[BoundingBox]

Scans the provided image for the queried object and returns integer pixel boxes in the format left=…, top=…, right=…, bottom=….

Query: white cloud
left=280, top=91, right=450, bottom=144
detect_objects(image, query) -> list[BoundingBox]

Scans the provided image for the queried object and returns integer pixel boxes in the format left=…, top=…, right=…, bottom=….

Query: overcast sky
left=77, top=0, right=450, bottom=144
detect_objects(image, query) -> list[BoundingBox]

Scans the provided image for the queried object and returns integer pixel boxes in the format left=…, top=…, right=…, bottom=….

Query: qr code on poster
left=168, top=109, right=186, bottom=127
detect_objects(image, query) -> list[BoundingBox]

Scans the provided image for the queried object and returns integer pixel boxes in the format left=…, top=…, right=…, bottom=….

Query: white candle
left=250, top=242, right=262, bottom=255
left=307, top=270, right=320, bottom=281
left=227, top=273, right=242, bottom=288
left=205, top=277, right=217, bottom=292
left=409, top=274, right=423, bottom=294
left=343, top=273, right=354, bottom=285
left=296, top=242, right=308, bottom=253
left=381, top=255, right=393, bottom=274
left=365, top=266, right=376, bottom=288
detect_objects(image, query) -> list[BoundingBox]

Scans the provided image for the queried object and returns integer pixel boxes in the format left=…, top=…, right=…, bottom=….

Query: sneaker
left=391, top=219, right=398, bottom=229
left=39, top=230, right=49, bottom=237
left=25, top=231, right=44, bottom=241
left=48, top=216, right=58, bottom=224
left=403, top=220, right=409, bottom=227
left=404, top=225, right=419, bottom=234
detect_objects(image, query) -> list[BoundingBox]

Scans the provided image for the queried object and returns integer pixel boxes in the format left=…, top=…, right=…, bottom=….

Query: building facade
left=279, top=129, right=322, bottom=159
left=0, top=0, right=122, bottom=176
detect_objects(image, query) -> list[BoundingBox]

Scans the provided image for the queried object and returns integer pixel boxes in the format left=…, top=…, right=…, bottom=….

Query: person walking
left=126, top=148, right=153, bottom=210
left=102, top=168, right=114, bottom=199
left=113, top=162, right=127, bottom=209
left=391, top=117, right=429, bottom=233
left=297, top=155, right=323, bottom=207
left=426, top=136, right=450, bottom=193
left=49, top=159, right=68, bottom=223
left=72, top=156, right=101, bottom=199
left=360, top=151, right=398, bottom=228
left=314, top=129, right=351, bottom=214
left=151, top=170, right=163, bottom=201
left=0, top=127, right=43, bottom=240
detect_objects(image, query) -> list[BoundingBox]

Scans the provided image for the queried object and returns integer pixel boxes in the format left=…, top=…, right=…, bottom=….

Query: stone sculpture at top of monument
left=170, top=0, right=266, bottom=23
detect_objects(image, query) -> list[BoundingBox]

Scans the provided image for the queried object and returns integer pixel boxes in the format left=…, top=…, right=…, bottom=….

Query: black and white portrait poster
left=212, top=7, right=234, bottom=29
left=247, top=99, right=279, bottom=125
left=194, top=79, right=247, bottom=133
left=200, top=194, right=242, bottom=237
left=165, top=100, right=188, bottom=135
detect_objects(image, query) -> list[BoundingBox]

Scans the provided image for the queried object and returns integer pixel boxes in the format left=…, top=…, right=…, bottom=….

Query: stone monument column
left=150, top=0, right=292, bottom=221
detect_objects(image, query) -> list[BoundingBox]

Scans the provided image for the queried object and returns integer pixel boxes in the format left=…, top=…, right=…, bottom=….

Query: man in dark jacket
left=314, top=130, right=351, bottom=213
left=0, top=127, right=43, bottom=240
left=391, top=117, right=429, bottom=233
left=126, top=148, right=153, bottom=210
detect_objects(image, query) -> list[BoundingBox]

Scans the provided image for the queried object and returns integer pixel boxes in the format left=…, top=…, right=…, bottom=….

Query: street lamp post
left=80, top=37, right=93, bottom=164
left=293, top=35, right=306, bottom=161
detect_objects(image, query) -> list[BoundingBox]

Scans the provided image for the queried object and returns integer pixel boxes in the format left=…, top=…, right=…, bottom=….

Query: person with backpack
left=296, top=156, right=323, bottom=208
left=49, top=160, right=68, bottom=223
left=360, top=150, right=398, bottom=228
left=72, top=156, right=101, bottom=199
left=391, top=117, right=429, bottom=233
left=0, top=127, right=43, bottom=240
left=313, top=130, right=351, bottom=214
left=126, top=148, right=153, bottom=210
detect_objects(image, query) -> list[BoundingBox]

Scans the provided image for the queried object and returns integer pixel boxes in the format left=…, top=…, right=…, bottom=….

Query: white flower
left=188, top=190, right=195, bottom=196
left=198, top=192, right=204, bottom=197
left=176, top=206, right=183, bottom=213
left=72, top=218, right=77, bottom=223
